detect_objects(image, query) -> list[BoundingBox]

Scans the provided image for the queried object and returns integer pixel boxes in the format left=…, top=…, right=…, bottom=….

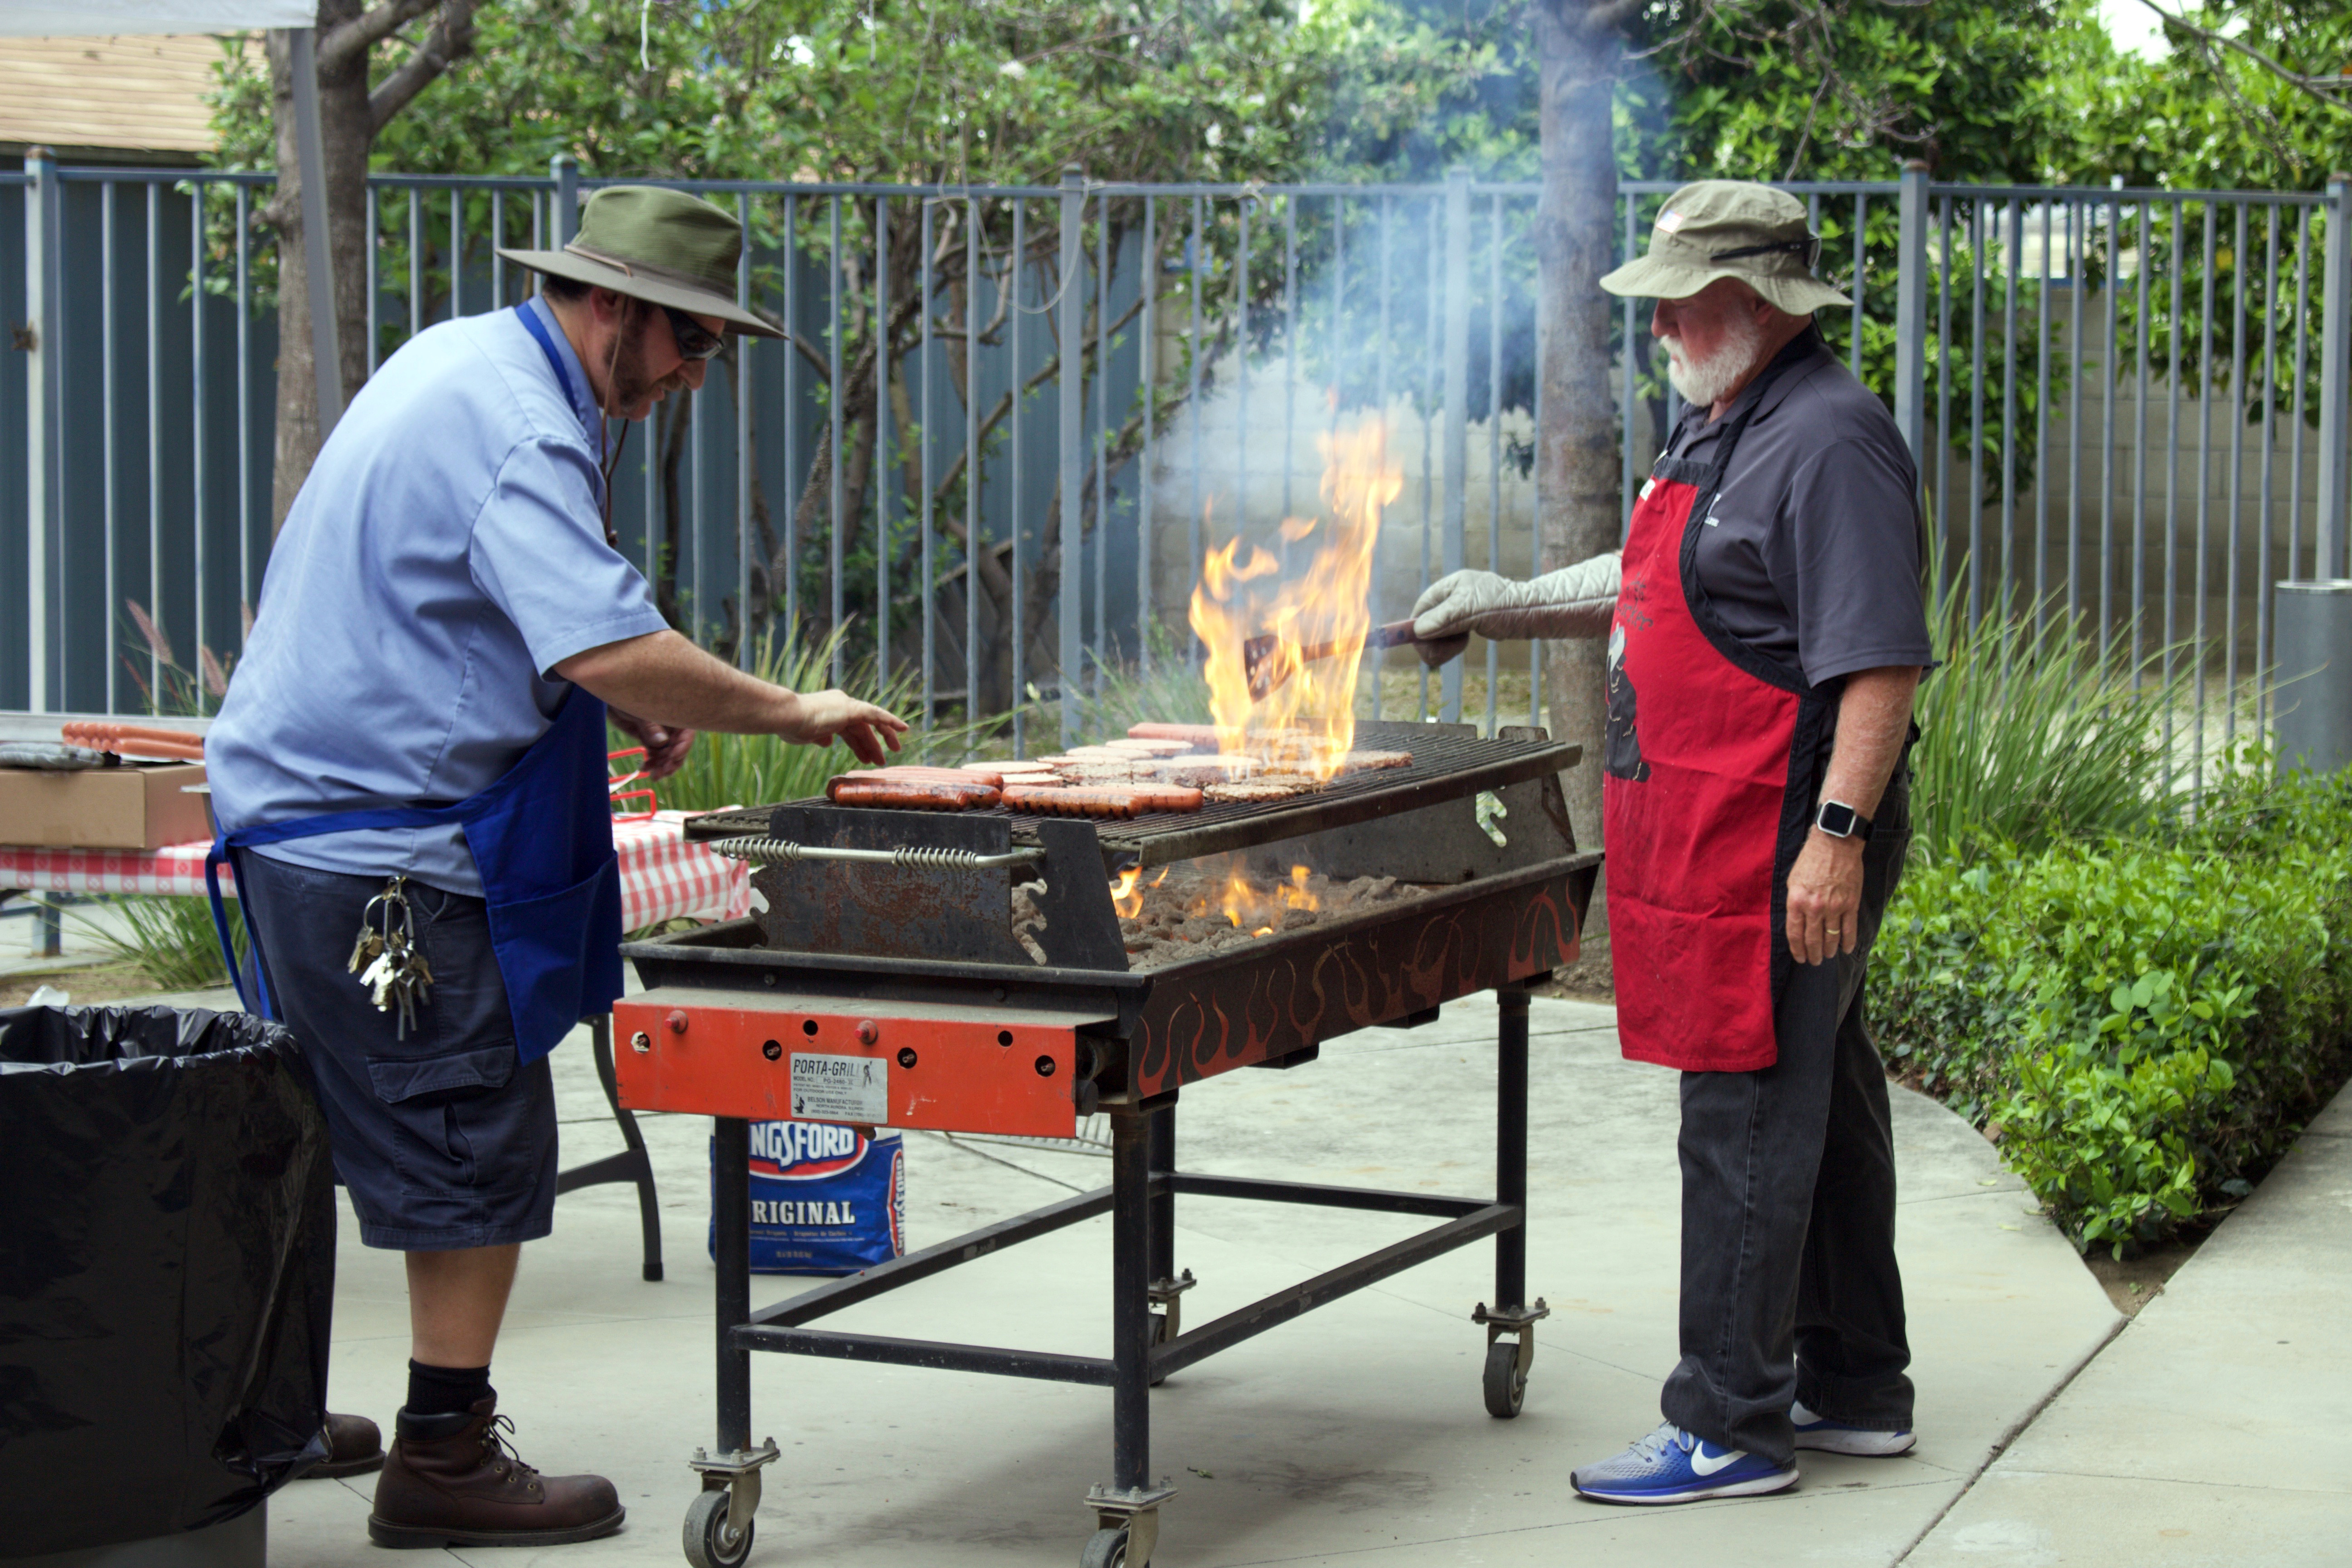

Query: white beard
left=1661, top=312, right=1768, bottom=409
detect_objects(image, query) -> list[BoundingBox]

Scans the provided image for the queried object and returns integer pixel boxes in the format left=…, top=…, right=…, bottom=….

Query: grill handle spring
left=708, top=835, right=1045, bottom=872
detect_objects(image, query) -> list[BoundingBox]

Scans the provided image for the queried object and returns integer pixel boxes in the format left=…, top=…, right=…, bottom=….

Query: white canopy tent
left=5, top=0, right=338, bottom=711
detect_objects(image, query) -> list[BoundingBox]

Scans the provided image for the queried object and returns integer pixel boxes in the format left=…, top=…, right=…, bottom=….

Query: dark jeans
left=1659, top=769, right=1915, bottom=1465
left=240, top=852, right=559, bottom=1252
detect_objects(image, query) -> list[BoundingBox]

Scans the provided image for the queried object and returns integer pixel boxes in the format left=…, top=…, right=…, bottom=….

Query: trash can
left=2274, top=580, right=2352, bottom=773
left=0, top=1006, right=336, bottom=1563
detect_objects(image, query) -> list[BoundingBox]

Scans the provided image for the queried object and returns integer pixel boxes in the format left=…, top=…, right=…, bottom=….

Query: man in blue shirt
left=207, top=187, right=904, bottom=1550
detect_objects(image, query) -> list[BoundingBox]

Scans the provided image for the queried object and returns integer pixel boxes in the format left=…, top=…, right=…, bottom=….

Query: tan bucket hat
left=499, top=185, right=784, bottom=339
left=1599, top=180, right=1851, bottom=314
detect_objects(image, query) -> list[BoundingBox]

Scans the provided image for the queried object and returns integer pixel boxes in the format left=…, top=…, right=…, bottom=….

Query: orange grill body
left=612, top=989, right=1093, bottom=1139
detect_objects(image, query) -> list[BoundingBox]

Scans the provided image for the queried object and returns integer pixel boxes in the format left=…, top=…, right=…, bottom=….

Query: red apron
left=1602, top=369, right=1835, bottom=1073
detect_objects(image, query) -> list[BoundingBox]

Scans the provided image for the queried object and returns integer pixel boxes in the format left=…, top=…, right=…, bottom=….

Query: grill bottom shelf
left=687, top=986, right=1547, bottom=1568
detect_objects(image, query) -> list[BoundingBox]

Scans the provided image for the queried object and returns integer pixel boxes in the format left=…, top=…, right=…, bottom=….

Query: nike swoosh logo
left=1689, top=1443, right=1742, bottom=1477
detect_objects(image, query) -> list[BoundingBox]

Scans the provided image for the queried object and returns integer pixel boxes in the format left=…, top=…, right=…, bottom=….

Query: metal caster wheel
left=1482, top=1337, right=1528, bottom=1419
left=683, top=1488, right=755, bottom=1568
left=1080, top=1526, right=1131, bottom=1568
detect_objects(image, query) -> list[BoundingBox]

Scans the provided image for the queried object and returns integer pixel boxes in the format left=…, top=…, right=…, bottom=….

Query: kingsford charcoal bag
left=710, top=1119, right=906, bottom=1274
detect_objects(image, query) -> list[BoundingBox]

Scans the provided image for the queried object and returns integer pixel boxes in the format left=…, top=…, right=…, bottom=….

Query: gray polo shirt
left=1666, top=330, right=1932, bottom=687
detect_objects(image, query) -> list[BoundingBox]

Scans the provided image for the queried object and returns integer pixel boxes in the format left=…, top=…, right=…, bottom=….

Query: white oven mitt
left=1409, top=553, right=1623, bottom=666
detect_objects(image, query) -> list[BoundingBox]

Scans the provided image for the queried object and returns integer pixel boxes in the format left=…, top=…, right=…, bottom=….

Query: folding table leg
left=551, top=1016, right=665, bottom=1281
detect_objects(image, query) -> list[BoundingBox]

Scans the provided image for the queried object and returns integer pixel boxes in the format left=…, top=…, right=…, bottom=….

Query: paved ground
left=1905, top=1082, right=2352, bottom=1568
left=216, top=990, right=2120, bottom=1568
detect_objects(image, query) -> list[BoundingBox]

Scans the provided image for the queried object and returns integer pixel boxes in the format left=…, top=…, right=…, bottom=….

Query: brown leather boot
left=301, top=1411, right=385, bottom=1478
left=367, top=1397, right=624, bottom=1548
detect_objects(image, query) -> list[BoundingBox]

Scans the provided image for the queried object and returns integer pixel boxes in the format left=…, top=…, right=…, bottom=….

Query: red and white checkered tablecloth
left=0, top=811, right=751, bottom=931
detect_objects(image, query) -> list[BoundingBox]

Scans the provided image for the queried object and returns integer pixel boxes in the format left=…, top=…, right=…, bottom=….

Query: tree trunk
left=1532, top=0, right=1625, bottom=853
left=267, top=5, right=375, bottom=532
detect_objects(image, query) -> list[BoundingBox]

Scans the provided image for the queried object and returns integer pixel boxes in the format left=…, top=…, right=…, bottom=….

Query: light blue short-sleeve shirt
left=206, top=297, right=671, bottom=895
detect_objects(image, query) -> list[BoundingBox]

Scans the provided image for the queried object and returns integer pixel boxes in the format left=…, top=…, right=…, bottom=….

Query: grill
left=683, top=720, right=1578, bottom=868
left=615, top=721, right=1600, bottom=1568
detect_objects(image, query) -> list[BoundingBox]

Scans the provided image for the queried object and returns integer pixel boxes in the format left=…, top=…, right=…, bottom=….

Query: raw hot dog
left=826, top=777, right=999, bottom=810
left=59, top=721, right=205, bottom=761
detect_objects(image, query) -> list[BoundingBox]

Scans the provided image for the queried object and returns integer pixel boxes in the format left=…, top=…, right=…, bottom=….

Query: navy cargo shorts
left=239, top=853, right=559, bottom=1251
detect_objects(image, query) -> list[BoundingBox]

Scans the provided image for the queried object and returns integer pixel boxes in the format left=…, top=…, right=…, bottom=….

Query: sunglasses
left=660, top=304, right=725, bottom=362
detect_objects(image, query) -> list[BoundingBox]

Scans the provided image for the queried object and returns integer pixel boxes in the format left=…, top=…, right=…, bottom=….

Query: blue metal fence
left=8, top=158, right=2349, bottom=765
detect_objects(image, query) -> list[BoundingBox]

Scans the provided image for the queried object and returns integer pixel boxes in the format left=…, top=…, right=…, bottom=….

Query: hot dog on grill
left=830, top=765, right=1006, bottom=789
left=826, top=776, right=1000, bottom=810
left=1123, top=722, right=1222, bottom=747
left=1118, top=784, right=1205, bottom=813
left=1000, top=784, right=1146, bottom=818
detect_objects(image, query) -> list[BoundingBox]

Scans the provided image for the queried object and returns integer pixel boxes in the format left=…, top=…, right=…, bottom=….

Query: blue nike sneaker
left=1791, top=1399, right=1915, bottom=1456
left=1571, top=1422, right=1798, bottom=1504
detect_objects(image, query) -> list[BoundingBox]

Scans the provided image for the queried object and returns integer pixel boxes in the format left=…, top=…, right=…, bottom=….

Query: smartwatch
left=1814, top=799, right=1874, bottom=843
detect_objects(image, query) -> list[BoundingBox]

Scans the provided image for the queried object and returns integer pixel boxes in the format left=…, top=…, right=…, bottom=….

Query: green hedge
left=1876, top=762, right=2352, bottom=1255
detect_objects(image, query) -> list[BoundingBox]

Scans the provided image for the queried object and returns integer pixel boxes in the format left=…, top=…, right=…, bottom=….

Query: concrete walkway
left=227, top=991, right=2120, bottom=1568
left=1906, top=1083, right=2352, bottom=1567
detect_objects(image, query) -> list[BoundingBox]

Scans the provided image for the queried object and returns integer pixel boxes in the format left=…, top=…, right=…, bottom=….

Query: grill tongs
left=1242, top=619, right=1421, bottom=699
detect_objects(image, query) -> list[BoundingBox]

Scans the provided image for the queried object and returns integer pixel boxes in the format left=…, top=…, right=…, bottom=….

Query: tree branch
left=319, top=0, right=440, bottom=77
left=2129, top=0, right=2352, bottom=112
left=368, top=0, right=481, bottom=136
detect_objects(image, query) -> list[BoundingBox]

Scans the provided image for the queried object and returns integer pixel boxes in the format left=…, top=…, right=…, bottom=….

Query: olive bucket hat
left=498, top=185, right=784, bottom=338
left=1599, top=180, right=1851, bottom=314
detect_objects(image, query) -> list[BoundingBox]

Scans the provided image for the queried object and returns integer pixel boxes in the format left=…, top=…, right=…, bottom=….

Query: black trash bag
left=0, top=1005, right=336, bottom=1555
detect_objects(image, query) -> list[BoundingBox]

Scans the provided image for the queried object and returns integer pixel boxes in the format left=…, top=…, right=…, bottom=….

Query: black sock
left=405, top=1359, right=492, bottom=1419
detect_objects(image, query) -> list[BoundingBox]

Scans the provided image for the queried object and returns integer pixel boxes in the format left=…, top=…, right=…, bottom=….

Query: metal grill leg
left=1144, top=1103, right=1191, bottom=1389
left=1110, top=1113, right=1152, bottom=1490
left=1474, top=985, right=1546, bottom=1419
left=1147, top=1105, right=1176, bottom=1281
left=1087, top=1112, right=1175, bottom=1564
left=1496, top=987, right=1529, bottom=1308
left=714, top=1116, right=752, bottom=1453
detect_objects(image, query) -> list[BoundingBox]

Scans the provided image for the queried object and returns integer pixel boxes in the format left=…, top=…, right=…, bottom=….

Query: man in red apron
left=205, top=188, right=905, bottom=1549
left=1413, top=181, right=1930, bottom=1504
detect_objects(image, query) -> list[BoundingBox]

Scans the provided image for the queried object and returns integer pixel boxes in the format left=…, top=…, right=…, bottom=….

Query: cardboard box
left=0, top=762, right=211, bottom=851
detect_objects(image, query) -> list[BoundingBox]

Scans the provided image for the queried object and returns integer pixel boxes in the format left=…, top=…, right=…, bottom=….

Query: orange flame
left=1111, top=867, right=1143, bottom=918
left=1189, top=416, right=1401, bottom=780
left=1215, top=862, right=1322, bottom=930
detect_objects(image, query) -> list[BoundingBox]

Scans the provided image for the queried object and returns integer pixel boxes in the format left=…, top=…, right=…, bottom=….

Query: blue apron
left=206, top=304, right=625, bottom=1063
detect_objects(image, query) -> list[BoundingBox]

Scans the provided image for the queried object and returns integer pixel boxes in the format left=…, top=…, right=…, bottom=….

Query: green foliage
left=1877, top=760, right=2352, bottom=1254
left=68, top=897, right=250, bottom=995
left=2059, top=0, right=2352, bottom=191
left=637, top=622, right=993, bottom=815
left=1909, top=567, right=2190, bottom=863
left=1624, top=0, right=2092, bottom=184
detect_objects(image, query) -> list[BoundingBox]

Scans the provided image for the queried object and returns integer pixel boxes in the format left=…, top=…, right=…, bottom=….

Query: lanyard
left=515, top=302, right=628, bottom=546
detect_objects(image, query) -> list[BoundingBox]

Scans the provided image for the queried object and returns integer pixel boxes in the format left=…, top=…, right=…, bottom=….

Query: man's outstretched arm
left=554, top=629, right=907, bottom=767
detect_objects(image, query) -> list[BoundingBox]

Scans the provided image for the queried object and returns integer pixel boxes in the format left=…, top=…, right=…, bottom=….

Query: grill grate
left=684, top=721, right=1575, bottom=868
